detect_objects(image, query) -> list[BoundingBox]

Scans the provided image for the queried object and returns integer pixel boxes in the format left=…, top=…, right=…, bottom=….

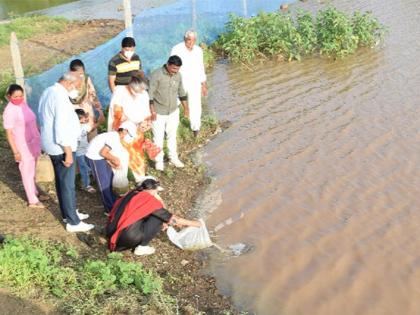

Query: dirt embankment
left=0, top=19, right=236, bottom=314
left=0, top=19, right=123, bottom=76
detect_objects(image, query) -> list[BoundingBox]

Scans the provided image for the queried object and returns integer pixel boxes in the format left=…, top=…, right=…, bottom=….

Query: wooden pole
left=242, top=0, right=248, bottom=17
left=10, top=32, right=25, bottom=89
left=191, top=0, right=197, bottom=30
left=123, top=0, right=133, bottom=37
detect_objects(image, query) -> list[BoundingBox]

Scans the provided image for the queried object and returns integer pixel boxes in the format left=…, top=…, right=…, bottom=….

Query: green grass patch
left=0, top=15, right=68, bottom=47
left=0, top=236, right=175, bottom=314
left=201, top=42, right=217, bottom=70
left=213, top=7, right=387, bottom=63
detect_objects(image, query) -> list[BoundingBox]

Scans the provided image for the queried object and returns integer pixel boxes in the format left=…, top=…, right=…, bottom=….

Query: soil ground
left=0, top=19, right=124, bottom=75
left=0, top=19, right=236, bottom=314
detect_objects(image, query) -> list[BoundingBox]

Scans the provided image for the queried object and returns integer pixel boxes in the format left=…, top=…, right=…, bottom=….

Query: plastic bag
left=166, top=219, right=212, bottom=250
left=35, top=154, right=54, bottom=182
left=112, top=168, right=129, bottom=196
left=111, top=148, right=129, bottom=196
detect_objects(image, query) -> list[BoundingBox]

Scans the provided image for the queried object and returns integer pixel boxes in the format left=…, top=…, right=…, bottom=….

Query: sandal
left=28, top=202, right=45, bottom=209
left=84, top=185, right=96, bottom=193
left=38, top=194, right=49, bottom=201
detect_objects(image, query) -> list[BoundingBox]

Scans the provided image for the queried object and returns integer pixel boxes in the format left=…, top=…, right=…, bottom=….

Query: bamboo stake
left=191, top=0, right=197, bottom=30
left=10, top=32, right=25, bottom=89
left=242, top=0, right=248, bottom=17
left=123, top=0, right=133, bottom=37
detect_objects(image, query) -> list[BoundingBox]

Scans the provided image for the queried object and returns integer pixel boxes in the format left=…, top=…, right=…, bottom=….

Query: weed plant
left=214, top=7, right=387, bottom=63
left=0, top=237, right=175, bottom=314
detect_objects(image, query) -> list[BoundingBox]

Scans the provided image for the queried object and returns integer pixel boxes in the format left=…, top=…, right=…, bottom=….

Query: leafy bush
left=214, top=6, right=386, bottom=63
left=201, top=42, right=216, bottom=69
left=255, top=12, right=303, bottom=61
left=0, top=237, right=173, bottom=314
left=352, top=11, right=386, bottom=47
left=316, top=7, right=358, bottom=57
left=296, top=10, right=317, bottom=55
left=217, top=14, right=260, bottom=64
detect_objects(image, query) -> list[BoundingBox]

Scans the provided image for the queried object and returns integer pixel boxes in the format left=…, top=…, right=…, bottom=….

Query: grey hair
left=184, top=29, right=197, bottom=39
left=130, top=81, right=148, bottom=91
left=129, top=76, right=148, bottom=91
left=58, top=72, right=79, bottom=83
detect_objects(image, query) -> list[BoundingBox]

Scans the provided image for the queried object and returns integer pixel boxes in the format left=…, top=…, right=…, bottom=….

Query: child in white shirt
left=75, top=109, right=96, bottom=193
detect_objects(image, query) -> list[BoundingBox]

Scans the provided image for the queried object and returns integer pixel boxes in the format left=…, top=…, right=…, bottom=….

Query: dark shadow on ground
left=0, top=291, right=60, bottom=315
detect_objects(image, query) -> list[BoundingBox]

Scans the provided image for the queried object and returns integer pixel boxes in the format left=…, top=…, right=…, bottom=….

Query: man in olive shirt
left=108, top=37, right=144, bottom=93
left=149, top=55, right=189, bottom=171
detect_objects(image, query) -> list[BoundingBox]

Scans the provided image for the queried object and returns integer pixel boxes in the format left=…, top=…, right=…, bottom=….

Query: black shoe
left=193, top=130, right=199, bottom=138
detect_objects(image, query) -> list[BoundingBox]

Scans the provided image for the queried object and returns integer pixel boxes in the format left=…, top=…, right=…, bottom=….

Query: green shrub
left=255, top=12, right=302, bottom=61
left=316, top=7, right=358, bottom=57
left=0, top=237, right=77, bottom=297
left=217, top=13, right=259, bottom=64
left=352, top=11, right=386, bottom=47
left=201, top=43, right=216, bottom=69
left=213, top=6, right=386, bottom=63
left=0, top=237, right=174, bottom=314
left=296, top=10, right=317, bottom=55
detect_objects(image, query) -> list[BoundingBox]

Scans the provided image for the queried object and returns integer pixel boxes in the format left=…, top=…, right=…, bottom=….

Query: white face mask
left=68, top=89, right=79, bottom=99
left=124, top=134, right=134, bottom=143
left=124, top=50, right=134, bottom=59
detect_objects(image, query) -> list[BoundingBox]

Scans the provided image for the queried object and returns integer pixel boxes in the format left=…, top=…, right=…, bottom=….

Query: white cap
left=119, top=120, right=137, bottom=137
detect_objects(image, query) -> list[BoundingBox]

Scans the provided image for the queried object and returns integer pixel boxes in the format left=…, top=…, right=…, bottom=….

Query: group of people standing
left=2, top=30, right=206, bottom=254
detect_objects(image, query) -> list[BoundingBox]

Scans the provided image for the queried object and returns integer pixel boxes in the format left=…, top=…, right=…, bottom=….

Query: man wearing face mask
left=86, top=121, right=137, bottom=214
left=38, top=72, right=94, bottom=233
left=108, top=37, right=144, bottom=93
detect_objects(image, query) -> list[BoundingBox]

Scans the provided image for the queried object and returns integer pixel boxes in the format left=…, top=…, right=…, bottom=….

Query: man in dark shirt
left=149, top=55, right=189, bottom=171
left=108, top=37, right=144, bottom=93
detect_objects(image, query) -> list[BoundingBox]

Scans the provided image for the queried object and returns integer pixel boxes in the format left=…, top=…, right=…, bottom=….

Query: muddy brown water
left=201, top=0, right=420, bottom=314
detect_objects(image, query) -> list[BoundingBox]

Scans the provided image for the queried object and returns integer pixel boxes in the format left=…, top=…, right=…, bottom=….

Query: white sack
left=167, top=219, right=212, bottom=250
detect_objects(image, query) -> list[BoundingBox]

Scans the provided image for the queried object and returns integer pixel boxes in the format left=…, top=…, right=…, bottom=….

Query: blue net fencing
left=26, top=0, right=292, bottom=111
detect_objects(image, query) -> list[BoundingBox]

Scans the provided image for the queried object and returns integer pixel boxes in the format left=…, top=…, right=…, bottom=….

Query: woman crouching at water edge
left=2, top=84, right=46, bottom=208
left=106, top=178, right=201, bottom=256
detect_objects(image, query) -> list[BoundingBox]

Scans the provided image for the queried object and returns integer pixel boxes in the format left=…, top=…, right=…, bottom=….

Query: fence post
left=242, top=0, right=248, bottom=17
left=123, top=0, right=133, bottom=37
left=10, top=32, right=25, bottom=89
left=191, top=0, right=197, bottom=30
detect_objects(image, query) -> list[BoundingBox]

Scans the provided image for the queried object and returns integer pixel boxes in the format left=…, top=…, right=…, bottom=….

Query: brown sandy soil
left=0, top=19, right=236, bottom=315
left=0, top=19, right=124, bottom=76
left=0, top=289, right=59, bottom=315
left=0, top=126, right=235, bottom=314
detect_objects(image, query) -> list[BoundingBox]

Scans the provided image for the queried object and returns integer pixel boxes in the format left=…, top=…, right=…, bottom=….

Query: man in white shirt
left=38, top=72, right=94, bottom=233
left=170, top=29, right=207, bottom=137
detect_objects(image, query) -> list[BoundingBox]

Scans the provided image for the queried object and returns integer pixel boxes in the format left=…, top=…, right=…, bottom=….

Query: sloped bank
left=0, top=16, right=238, bottom=315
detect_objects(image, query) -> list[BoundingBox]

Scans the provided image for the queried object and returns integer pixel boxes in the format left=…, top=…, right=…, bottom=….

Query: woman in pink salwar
left=3, top=84, right=44, bottom=208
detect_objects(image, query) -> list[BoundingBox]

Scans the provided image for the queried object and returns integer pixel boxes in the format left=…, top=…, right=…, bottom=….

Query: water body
left=202, top=0, right=420, bottom=314
left=38, top=0, right=176, bottom=20
left=0, top=0, right=176, bottom=21
left=0, top=0, right=75, bottom=20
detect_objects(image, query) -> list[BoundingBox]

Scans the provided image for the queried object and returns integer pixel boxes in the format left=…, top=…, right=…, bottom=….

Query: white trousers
left=152, top=108, right=180, bottom=163
left=185, top=82, right=202, bottom=131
